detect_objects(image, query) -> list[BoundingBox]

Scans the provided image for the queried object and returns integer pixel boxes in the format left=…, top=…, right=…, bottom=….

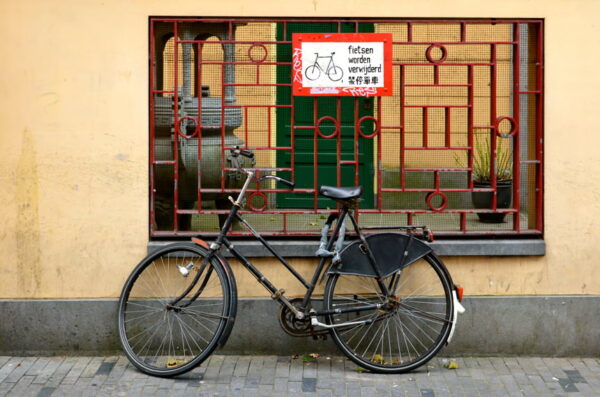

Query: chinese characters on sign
left=292, top=33, right=393, bottom=96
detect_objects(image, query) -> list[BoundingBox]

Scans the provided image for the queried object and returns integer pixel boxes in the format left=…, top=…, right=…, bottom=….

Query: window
left=149, top=18, right=544, bottom=237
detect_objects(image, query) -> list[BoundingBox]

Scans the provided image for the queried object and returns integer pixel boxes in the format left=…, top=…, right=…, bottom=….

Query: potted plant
left=471, top=134, right=513, bottom=222
left=457, top=134, right=513, bottom=223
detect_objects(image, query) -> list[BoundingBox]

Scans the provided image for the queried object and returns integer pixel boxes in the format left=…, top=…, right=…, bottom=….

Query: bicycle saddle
left=319, top=185, right=363, bottom=201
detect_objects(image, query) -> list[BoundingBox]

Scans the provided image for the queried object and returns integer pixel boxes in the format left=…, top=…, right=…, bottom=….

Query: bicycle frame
left=310, top=53, right=337, bottom=75
left=196, top=169, right=390, bottom=319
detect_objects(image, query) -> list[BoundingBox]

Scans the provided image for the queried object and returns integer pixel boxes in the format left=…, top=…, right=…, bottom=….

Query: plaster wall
left=1, top=0, right=599, bottom=299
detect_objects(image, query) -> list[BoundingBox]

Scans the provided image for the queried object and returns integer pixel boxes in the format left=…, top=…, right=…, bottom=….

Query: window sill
left=148, top=239, right=545, bottom=257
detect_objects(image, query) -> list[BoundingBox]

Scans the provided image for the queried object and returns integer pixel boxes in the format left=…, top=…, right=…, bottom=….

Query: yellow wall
left=1, top=0, right=599, bottom=299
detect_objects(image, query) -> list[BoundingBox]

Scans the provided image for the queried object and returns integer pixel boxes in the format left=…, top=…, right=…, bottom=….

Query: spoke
left=173, top=312, right=203, bottom=353
left=392, top=313, right=429, bottom=354
left=397, top=302, right=451, bottom=324
left=125, top=309, right=163, bottom=324
left=179, top=308, right=225, bottom=323
left=392, top=315, right=418, bottom=363
left=176, top=313, right=211, bottom=346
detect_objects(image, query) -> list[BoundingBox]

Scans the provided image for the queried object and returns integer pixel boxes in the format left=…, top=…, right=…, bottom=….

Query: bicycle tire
left=118, top=243, right=234, bottom=377
left=305, top=65, right=321, bottom=81
left=324, top=253, right=453, bottom=373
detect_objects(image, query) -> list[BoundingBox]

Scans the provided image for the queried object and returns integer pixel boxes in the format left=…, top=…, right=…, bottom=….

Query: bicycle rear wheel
left=324, top=253, right=453, bottom=373
left=118, top=244, right=233, bottom=377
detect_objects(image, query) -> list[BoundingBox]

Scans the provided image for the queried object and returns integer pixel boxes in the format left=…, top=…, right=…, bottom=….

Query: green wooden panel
left=276, top=22, right=375, bottom=209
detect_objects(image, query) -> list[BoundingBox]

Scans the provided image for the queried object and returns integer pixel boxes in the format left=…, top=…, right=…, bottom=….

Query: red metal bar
left=336, top=96, right=342, bottom=188
left=173, top=21, right=180, bottom=232
left=490, top=44, right=498, bottom=210
left=377, top=96, right=383, bottom=210
left=225, top=146, right=292, bottom=151
left=152, top=17, right=543, bottom=24
left=225, top=104, right=293, bottom=108
left=220, top=51, right=226, bottom=192
left=512, top=23, right=521, bottom=232
left=224, top=83, right=292, bottom=87
left=149, top=21, right=157, bottom=234
left=468, top=65, right=474, bottom=189
left=244, top=107, right=249, bottom=147
left=313, top=97, right=318, bottom=209
left=445, top=108, right=451, bottom=147
left=197, top=42, right=204, bottom=211
left=404, top=147, right=471, bottom=151
left=405, top=84, right=471, bottom=87
left=353, top=98, right=360, bottom=190
left=267, top=107, right=272, bottom=148
left=290, top=87, right=296, bottom=184
left=536, top=21, right=544, bottom=233
left=393, top=41, right=517, bottom=46
left=400, top=65, right=406, bottom=190
left=422, top=107, right=429, bottom=147
left=405, top=105, right=471, bottom=108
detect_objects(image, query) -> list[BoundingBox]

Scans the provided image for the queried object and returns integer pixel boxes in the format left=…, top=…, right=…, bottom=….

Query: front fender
left=329, top=233, right=432, bottom=278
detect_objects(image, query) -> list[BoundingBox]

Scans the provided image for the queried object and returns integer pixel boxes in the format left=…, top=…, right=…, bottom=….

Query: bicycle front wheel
left=324, top=253, right=453, bottom=373
left=118, top=244, right=233, bottom=377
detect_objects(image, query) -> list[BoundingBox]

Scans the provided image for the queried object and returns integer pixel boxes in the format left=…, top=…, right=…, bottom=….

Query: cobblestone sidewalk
left=0, top=355, right=599, bottom=396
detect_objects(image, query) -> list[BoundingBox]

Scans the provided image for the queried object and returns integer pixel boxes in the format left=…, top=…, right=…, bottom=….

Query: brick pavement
left=0, top=355, right=598, bottom=396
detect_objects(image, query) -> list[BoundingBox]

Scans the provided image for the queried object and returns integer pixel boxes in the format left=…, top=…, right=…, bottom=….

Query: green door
left=276, top=22, right=375, bottom=209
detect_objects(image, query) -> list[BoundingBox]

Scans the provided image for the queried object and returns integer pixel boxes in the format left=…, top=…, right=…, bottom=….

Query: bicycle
left=304, top=52, right=344, bottom=82
left=118, top=147, right=465, bottom=377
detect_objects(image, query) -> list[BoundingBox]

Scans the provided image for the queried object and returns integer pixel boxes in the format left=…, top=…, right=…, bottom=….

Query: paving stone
left=3, top=357, right=37, bottom=383
left=0, top=357, right=24, bottom=384
left=32, top=357, right=64, bottom=384
left=0, top=355, right=598, bottom=395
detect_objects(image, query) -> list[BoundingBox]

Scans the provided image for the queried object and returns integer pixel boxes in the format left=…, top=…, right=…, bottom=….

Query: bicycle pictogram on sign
left=304, top=52, right=344, bottom=82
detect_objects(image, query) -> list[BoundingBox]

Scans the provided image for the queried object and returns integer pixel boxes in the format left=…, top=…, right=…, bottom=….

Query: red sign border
left=292, top=33, right=393, bottom=97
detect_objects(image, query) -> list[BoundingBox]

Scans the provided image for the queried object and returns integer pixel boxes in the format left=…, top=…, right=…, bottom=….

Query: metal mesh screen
left=149, top=18, right=544, bottom=237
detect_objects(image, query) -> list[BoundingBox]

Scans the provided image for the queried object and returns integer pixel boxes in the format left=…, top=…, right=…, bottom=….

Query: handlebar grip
left=274, top=176, right=295, bottom=189
left=239, top=149, right=254, bottom=159
left=231, top=146, right=254, bottom=159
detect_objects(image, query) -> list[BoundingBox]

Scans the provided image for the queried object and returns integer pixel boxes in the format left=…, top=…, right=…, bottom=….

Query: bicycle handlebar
left=229, top=146, right=295, bottom=190
left=230, top=146, right=254, bottom=159
left=261, top=175, right=295, bottom=189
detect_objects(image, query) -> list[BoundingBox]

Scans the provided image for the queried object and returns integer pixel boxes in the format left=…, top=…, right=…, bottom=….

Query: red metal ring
left=357, top=116, right=380, bottom=139
left=495, top=116, right=518, bottom=137
left=247, top=192, right=268, bottom=212
left=248, top=43, right=268, bottom=63
left=316, top=116, right=340, bottom=139
left=426, top=192, right=448, bottom=212
left=425, top=44, right=448, bottom=65
left=175, top=116, right=200, bottom=138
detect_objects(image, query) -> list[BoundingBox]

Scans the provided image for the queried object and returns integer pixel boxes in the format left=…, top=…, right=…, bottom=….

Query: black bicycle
left=118, top=147, right=465, bottom=377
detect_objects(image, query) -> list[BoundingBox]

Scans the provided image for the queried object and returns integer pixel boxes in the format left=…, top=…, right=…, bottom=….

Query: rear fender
left=329, top=233, right=432, bottom=278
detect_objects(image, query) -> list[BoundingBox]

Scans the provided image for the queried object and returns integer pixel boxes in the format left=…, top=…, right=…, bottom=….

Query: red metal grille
left=149, top=18, right=544, bottom=237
